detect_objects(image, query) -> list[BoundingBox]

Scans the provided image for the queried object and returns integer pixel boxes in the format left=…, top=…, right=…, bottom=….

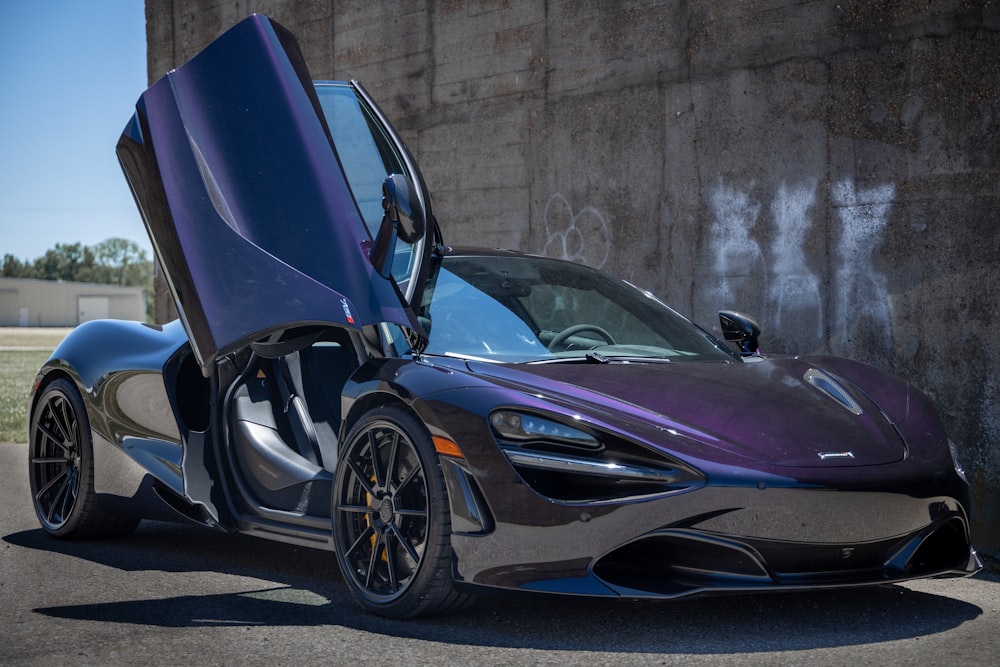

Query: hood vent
left=804, top=369, right=863, bottom=415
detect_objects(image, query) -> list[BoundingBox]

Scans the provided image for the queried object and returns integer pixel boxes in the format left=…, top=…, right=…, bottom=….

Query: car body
left=27, top=15, right=980, bottom=618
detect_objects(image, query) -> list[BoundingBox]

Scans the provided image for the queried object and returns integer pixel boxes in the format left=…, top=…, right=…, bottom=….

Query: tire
left=28, top=378, right=140, bottom=539
left=332, top=404, right=472, bottom=617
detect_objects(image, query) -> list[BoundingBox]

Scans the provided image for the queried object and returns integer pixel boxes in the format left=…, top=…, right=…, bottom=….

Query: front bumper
left=449, top=484, right=981, bottom=598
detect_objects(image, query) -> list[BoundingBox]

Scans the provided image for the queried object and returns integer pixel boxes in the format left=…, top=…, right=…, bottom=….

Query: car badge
left=340, top=298, right=355, bottom=324
left=818, top=451, right=855, bottom=460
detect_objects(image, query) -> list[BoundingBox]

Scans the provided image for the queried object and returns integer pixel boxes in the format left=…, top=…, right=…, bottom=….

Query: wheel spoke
left=392, top=506, right=427, bottom=518
left=338, top=503, right=371, bottom=514
left=31, top=456, right=71, bottom=465
left=45, top=399, right=67, bottom=442
left=395, top=464, right=420, bottom=496
left=387, top=522, right=421, bottom=566
left=345, top=524, right=375, bottom=561
left=48, top=474, right=73, bottom=523
left=346, top=458, right=375, bottom=497
left=364, top=531, right=384, bottom=590
left=368, top=431, right=386, bottom=490
left=386, top=433, right=400, bottom=493
left=35, top=422, right=72, bottom=455
left=35, top=467, right=68, bottom=501
left=53, top=397, right=76, bottom=446
left=384, top=530, right=399, bottom=593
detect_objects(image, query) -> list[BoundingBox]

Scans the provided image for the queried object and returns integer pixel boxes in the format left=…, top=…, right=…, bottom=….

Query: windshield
left=416, top=254, right=737, bottom=363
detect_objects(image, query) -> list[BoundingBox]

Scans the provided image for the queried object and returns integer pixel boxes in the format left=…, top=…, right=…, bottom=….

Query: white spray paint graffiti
left=704, top=179, right=894, bottom=353
left=542, top=193, right=610, bottom=268
left=767, top=180, right=823, bottom=342
left=541, top=181, right=895, bottom=355
left=831, top=180, right=895, bottom=355
left=707, top=180, right=763, bottom=308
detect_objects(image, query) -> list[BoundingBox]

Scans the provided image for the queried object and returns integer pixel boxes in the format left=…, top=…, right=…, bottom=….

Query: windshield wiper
left=528, top=352, right=673, bottom=365
left=605, top=355, right=673, bottom=364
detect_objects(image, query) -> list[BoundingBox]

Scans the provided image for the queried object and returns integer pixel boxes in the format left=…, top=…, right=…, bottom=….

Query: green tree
left=33, top=243, right=98, bottom=282
left=92, top=237, right=150, bottom=287
left=1, top=254, right=36, bottom=278
left=91, top=238, right=155, bottom=321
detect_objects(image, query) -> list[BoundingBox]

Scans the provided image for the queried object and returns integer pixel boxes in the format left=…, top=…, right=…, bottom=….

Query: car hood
left=116, top=15, right=420, bottom=375
left=466, top=357, right=906, bottom=467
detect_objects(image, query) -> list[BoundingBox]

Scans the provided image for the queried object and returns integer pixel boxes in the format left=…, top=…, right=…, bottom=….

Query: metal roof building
left=0, top=277, right=145, bottom=326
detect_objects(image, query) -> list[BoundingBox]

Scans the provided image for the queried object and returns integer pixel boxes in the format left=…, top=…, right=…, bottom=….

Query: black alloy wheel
left=332, top=405, right=470, bottom=617
left=28, top=378, right=138, bottom=538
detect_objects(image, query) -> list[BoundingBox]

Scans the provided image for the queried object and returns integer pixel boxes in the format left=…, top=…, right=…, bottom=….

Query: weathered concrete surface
left=143, top=1, right=1000, bottom=552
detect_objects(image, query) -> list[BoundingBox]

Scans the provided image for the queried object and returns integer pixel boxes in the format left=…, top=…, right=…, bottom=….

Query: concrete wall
left=0, top=278, right=145, bottom=326
left=144, top=1, right=1000, bottom=551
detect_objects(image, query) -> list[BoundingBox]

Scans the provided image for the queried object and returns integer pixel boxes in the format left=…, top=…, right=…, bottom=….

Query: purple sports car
left=27, top=15, right=980, bottom=618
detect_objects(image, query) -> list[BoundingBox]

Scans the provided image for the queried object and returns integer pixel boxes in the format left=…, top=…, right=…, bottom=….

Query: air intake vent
left=804, top=368, right=863, bottom=415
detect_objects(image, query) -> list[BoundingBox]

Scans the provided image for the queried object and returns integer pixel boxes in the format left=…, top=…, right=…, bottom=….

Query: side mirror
left=370, top=173, right=425, bottom=278
left=719, top=310, right=761, bottom=356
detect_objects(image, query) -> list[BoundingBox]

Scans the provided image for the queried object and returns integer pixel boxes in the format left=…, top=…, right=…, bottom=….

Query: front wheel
left=331, top=405, right=471, bottom=617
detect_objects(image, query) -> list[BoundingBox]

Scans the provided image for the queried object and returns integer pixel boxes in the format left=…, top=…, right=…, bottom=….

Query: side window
left=314, top=84, right=417, bottom=285
left=315, top=85, right=399, bottom=236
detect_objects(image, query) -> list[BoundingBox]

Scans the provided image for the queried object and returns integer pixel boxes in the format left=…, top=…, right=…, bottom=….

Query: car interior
left=227, top=326, right=364, bottom=516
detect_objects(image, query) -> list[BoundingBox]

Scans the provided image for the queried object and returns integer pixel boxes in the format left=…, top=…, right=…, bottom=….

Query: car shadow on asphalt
left=4, top=521, right=989, bottom=655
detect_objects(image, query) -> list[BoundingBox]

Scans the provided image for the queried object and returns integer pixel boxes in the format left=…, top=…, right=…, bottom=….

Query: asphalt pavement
left=2, top=441, right=997, bottom=666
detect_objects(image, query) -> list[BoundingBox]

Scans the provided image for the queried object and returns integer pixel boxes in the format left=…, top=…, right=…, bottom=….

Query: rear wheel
left=28, top=378, right=139, bottom=539
left=332, top=405, right=471, bottom=617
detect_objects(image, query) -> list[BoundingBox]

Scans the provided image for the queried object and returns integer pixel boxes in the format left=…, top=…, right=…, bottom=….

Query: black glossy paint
left=26, top=15, right=980, bottom=613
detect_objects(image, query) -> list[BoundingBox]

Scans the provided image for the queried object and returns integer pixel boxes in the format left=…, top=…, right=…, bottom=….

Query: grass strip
left=0, top=350, right=51, bottom=443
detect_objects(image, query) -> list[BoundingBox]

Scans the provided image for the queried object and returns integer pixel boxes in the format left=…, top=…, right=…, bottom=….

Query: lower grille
left=593, top=515, right=975, bottom=595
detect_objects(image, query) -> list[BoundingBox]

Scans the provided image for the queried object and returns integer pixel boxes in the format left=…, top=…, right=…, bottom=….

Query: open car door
left=116, top=14, right=434, bottom=376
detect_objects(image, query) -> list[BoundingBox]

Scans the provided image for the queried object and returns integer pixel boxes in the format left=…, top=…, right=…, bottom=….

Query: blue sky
left=0, top=1, right=151, bottom=261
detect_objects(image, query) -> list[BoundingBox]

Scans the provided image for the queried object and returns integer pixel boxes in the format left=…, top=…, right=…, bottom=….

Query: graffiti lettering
left=704, top=179, right=894, bottom=354
left=707, top=180, right=763, bottom=308
left=831, top=180, right=895, bottom=357
left=767, top=180, right=822, bottom=344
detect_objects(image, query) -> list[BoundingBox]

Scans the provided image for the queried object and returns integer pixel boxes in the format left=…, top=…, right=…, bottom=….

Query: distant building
left=0, top=277, right=145, bottom=326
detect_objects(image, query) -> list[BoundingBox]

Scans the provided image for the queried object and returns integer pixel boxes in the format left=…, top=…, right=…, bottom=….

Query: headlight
left=490, top=410, right=600, bottom=449
left=490, top=408, right=705, bottom=503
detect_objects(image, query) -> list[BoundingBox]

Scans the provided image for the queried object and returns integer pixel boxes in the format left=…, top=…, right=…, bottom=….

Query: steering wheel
left=548, top=324, right=616, bottom=351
